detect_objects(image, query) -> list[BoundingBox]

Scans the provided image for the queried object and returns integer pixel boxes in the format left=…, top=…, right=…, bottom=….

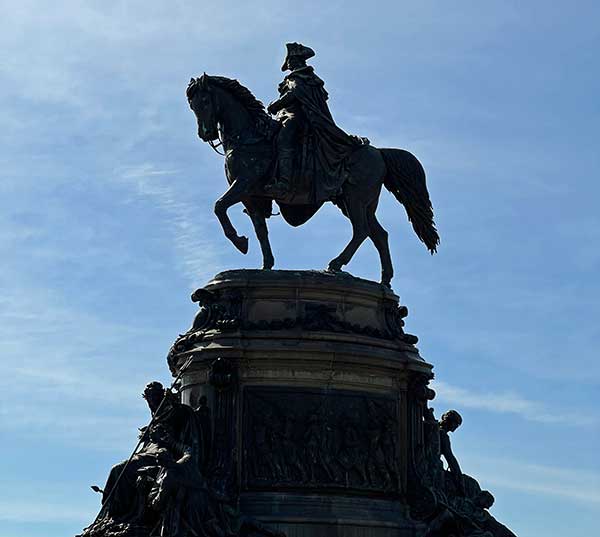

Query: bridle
left=196, top=85, right=263, bottom=157
left=208, top=126, right=255, bottom=156
left=207, top=121, right=258, bottom=158
left=208, top=138, right=226, bottom=156
left=192, top=86, right=226, bottom=156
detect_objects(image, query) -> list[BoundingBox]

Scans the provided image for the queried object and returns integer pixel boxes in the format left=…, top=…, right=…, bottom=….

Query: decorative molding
left=168, top=283, right=418, bottom=370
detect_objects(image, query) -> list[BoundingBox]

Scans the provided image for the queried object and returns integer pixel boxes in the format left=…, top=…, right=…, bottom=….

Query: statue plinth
left=169, top=270, right=434, bottom=536
left=80, top=269, right=516, bottom=537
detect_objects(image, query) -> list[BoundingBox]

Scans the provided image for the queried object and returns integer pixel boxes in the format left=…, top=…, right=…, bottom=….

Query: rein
left=198, top=83, right=273, bottom=156
left=209, top=138, right=226, bottom=156
left=207, top=124, right=266, bottom=157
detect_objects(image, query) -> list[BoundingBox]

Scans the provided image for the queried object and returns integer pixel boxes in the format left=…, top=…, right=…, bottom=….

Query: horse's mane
left=187, top=74, right=274, bottom=133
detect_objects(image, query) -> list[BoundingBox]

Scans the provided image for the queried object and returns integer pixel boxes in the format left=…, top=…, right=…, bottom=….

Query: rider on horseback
left=266, top=43, right=364, bottom=201
left=186, top=49, right=439, bottom=286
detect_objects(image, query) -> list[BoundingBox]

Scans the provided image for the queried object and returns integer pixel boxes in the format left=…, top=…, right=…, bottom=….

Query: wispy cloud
left=0, top=501, right=91, bottom=524
left=118, top=164, right=222, bottom=287
left=432, top=380, right=598, bottom=427
left=0, top=404, right=141, bottom=452
left=464, top=455, right=600, bottom=505
left=0, top=480, right=97, bottom=524
left=0, top=284, right=153, bottom=450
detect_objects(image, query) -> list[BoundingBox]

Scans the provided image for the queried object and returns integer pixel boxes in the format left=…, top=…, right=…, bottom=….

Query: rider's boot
left=265, top=150, right=294, bottom=198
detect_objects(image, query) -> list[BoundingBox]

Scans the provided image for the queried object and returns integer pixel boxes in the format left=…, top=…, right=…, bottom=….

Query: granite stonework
left=168, top=270, right=435, bottom=536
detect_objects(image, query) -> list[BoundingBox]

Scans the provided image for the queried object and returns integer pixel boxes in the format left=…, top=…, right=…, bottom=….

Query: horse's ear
left=189, top=77, right=196, bottom=84
left=200, top=72, right=209, bottom=89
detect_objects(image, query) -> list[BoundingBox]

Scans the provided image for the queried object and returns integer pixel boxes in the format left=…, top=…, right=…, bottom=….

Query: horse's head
left=187, top=74, right=219, bottom=142
left=187, top=74, right=275, bottom=149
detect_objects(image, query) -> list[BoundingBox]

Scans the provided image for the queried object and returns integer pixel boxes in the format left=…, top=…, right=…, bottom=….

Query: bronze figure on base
left=187, top=43, right=439, bottom=287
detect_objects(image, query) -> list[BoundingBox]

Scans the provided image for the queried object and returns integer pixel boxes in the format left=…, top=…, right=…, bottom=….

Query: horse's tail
left=380, top=148, right=439, bottom=253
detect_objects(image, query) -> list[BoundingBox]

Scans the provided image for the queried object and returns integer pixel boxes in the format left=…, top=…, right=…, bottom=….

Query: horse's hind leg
left=367, top=203, right=394, bottom=287
left=247, top=208, right=275, bottom=270
left=327, top=191, right=369, bottom=273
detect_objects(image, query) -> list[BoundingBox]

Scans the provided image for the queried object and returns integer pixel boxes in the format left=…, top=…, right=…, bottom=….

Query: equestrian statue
left=187, top=43, right=439, bottom=287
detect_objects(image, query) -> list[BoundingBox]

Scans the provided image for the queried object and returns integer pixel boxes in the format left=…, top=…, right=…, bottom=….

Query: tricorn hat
left=281, top=42, right=315, bottom=71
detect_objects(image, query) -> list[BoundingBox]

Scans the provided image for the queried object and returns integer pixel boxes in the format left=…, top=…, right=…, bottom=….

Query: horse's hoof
left=262, top=261, right=274, bottom=270
left=233, top=235, right=249, bottom=254
left=327, top=262, right=342, bottom=273
left=381, top=272, right=393, bottom=289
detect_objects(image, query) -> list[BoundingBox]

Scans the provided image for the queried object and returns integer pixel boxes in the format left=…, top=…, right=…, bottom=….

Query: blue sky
left=1, top=1, right=598, bottom=536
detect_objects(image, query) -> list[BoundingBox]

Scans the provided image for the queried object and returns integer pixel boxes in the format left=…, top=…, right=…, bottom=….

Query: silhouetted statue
left=418, top=409, right=518, bottom=537
left=187, top=44, right=439, bottom=287
left=91, top=382, right=202, bottom=532
left=265, top=43, right=363, bottom=199
left=79, top=382, right=285, bottom=537
left=439, top=409, right=465, bottom=495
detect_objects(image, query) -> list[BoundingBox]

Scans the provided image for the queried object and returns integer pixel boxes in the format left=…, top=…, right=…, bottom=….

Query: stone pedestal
left=168, top=270, right=434, bottom=536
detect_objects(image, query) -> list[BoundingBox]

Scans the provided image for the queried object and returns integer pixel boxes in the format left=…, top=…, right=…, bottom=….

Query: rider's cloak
left=279, top=66, right=364, bottom=203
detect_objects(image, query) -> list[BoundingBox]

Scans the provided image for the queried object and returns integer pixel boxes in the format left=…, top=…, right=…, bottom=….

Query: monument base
left=169, top=270, right=433, bottom=536
left=79, top=269, right=517, bottom=537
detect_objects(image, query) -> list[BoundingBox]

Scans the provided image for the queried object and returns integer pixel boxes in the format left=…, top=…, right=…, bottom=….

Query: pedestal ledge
left=168, top=269, right=427, bottom=374
left=206, top=269, right=398, bottom=299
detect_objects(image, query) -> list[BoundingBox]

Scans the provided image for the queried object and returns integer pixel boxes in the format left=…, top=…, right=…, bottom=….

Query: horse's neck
left=217, top=90, right=253, bottom=146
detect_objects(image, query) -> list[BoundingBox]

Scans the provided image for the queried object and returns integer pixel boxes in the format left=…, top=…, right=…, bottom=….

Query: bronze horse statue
left=186, top=74, right=438, bottom=287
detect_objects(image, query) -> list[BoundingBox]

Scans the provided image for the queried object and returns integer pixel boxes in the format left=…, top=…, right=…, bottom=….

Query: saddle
left=269, top=122, right=369, bottom=205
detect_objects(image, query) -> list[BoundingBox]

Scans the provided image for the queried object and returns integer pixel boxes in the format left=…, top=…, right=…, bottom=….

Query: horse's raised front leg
left=248, top=209, right=275, bottom=270
left=214, top=179, right=249, bottom=254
